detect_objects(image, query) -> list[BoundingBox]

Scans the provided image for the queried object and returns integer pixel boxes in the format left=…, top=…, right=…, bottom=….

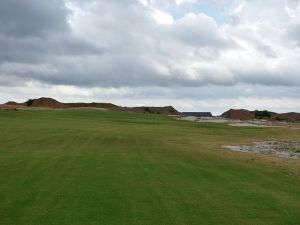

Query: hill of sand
left=125, top=106, right=180, bottom=115
left=221, top=109, right=255, bottom=120
left=3, top=97, right=180, bottom=115
left=279, top=112, right=300, bottom=121
left=5, top=98, right=299, bottom=120
left=0, top=104, right=18, bottom=111
left=25, top=97, right=68, bottom=108
left=222, top=109, right=300, bottom=121
left=65, top=102, right=122, bottom=111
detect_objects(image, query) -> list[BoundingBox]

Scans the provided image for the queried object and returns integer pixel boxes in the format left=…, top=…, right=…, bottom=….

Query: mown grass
left=0, top=109, right=300, bottom=225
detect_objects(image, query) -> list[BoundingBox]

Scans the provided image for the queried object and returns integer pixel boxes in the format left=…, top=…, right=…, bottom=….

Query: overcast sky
left=1, top=0, right=300, bottom=114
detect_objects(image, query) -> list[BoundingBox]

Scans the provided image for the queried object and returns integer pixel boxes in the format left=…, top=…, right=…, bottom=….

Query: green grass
left=0, top=109, right=300, bottom=225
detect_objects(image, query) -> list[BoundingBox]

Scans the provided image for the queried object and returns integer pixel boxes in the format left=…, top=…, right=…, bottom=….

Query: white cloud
left=138, top=0, right=148, bottom=6
left=2, top=82, right=300, bottom=114
left=175, top=0, right=197, bottom=6
left=151, top=9, right=174, bottom=24
left=1, top=0, right=300, bottom=112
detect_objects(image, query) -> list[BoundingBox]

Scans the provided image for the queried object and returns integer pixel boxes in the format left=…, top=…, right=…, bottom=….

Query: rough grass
left=0, top=109, right=300, bottom=225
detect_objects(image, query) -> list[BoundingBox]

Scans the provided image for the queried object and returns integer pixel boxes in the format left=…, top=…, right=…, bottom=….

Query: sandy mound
left=2, top=97, right=180, bottom=115
left=26, top=97, right=68, bottom=108
left=124, top=106, right=180, bottom=115
left=279, top=112, right=300, bottom=121
left=222, top=109, right=255, bottom=120
left=5, top=101, right=26, bottom=107
left=65, top=102, right=122, bottom=111
left=0, top=104, right=18, bottom=111
left=222, top=109, right=300, bottom=122
left=5, top=101, right=20, bottom=106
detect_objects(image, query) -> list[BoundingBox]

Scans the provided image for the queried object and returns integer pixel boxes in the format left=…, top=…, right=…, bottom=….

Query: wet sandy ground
left=179, top=116, right=300, bottom=128
left=223, top=141, right=300, bottom=159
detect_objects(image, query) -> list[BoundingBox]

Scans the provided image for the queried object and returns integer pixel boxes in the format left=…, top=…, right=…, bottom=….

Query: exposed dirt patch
left=221, top=109, right=300, bottom=122
left=228, top=123, right=271, bottom=127
left=66, top=102, right=122, bottom=111
left=228, top=122, right=284, bottom=127
left=0, top=104, right=18, bottom=111
left=3, top=97, right=180, bottom=115
left=222, top=109, right=255, bottom=120
left=26, top=97, right=68, bottom=108
left=280, top=112, right=300, bottom=121
left=124, top=106, right=180, bottom=115
left=179, top=116, right=229, bottom=123
left=223, top=141, right=300, bottom=159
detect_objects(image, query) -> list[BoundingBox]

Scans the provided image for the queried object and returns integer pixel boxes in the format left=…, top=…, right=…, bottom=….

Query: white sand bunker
left=223, top=141, right=300, bottom=159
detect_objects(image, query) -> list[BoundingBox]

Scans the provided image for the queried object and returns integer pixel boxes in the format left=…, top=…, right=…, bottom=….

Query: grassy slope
left=0, top=109, right=299, bottom=225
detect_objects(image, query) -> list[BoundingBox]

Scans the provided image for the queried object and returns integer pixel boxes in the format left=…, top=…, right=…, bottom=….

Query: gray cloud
left=170, top=13, right=234, bottom=48
left=0, top=35, right=102, bottom=64
left=287, top=22, right=300, bottom=45
left=0, top=0, right=102, bottom=65
left=0, top=0, right=300, bottom=90
left=0, top=0, right=69, bottom=37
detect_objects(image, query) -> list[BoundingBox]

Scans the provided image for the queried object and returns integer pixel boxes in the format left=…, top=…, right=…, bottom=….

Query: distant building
left=182, top=112, right=213, bottom=117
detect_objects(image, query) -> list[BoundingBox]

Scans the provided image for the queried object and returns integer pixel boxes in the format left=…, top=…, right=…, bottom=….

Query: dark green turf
left=0, top=110, right=299, bottom=225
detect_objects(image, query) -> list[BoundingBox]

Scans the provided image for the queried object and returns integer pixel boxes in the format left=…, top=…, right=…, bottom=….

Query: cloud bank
left=0, top=0, right=300, bottom=113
